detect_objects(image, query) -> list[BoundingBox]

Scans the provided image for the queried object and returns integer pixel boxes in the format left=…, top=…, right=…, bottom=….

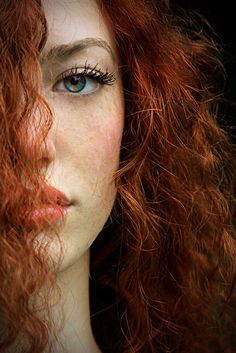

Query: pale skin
left=19, top=0, right=124, bottom=352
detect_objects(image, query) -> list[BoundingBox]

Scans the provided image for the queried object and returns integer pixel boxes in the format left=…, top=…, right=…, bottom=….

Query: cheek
left=101, top=125, right=123, bottom=166
left=86, top=96, right=124, bottom=169
left=54, top=84, right=124, bottom=174
left=84, top=127, right=122, bottom=180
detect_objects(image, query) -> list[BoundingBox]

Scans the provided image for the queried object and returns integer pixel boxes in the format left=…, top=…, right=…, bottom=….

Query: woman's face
left=37, top=0, right=124, bottom=271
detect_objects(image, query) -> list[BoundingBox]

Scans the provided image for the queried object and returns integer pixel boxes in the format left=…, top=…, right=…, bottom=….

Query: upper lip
left=28, top=184, right=72, bottom=207
left=42, top=185, right=72, bottom=207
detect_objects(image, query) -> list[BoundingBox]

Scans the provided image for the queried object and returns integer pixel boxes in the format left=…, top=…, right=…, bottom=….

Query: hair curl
left=0, top=1, right=235, bottom=353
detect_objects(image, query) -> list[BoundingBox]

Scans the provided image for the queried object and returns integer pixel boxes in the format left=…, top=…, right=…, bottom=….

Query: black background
left=174, top=0, right=236, bottom=102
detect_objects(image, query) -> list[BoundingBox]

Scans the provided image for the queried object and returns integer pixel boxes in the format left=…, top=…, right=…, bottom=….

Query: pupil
left=71, top=76, right=81, bottom=85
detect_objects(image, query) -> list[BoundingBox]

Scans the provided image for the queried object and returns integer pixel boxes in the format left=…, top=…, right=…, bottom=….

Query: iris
left=64, top=75, right=86, bottom=93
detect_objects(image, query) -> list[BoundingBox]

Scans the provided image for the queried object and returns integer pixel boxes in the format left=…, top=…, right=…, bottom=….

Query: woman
left=0, top=0, right=235, bottom=352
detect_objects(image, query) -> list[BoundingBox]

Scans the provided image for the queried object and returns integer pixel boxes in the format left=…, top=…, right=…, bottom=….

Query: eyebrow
left=39, top=37, right=115, bottom=64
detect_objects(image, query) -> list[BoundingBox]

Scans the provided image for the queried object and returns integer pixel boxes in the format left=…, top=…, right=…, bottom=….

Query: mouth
left=23, top=185, right=73, bottom=229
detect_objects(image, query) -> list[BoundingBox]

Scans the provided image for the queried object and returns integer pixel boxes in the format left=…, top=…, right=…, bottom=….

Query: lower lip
left=26, top=205, right=71, bottom=228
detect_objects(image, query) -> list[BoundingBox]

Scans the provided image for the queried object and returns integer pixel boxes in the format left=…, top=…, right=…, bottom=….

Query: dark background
left=174, top=0, right=236, bottom=102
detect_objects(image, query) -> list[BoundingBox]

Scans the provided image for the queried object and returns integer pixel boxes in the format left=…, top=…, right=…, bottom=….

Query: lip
left=39, top=185, right=72, bottom=207
left=23, top=185, right=72, bottom=229
left=28, top=204, right=70, bottom=226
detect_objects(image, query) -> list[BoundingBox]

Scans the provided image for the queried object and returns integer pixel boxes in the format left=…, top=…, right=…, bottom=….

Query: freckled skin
left=3, top=2, right=124, bottom=352
left=38, top=0, right=124, bottom=272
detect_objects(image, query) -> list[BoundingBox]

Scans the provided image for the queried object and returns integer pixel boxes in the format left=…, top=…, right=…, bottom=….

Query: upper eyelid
left=43, top=58, right=116, bottom=86
left=56, top=67, right=90, bottom=82
left=54, top=64, right=116, bottom=87
left=55, top=62, right=106, bottom=81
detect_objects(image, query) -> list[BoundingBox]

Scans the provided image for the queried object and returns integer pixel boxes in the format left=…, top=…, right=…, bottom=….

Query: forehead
left=41, top=0, right=114, bottom=54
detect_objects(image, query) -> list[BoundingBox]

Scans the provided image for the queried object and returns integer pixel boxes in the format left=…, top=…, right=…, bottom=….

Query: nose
left=38, top=136, right=56, bottom=165
left=20, top=115, right=57, bottom=168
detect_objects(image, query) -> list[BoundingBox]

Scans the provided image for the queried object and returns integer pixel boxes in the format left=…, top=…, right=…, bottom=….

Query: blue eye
left=53, top=64, right=116, bottom=96
left=65, top=75, right=86, bottom=93
left=55, top=74, right=98, bottom=95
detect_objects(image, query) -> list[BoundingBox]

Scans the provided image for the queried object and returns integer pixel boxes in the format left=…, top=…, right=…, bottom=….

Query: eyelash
left=55, top=61, right=116, bottom=92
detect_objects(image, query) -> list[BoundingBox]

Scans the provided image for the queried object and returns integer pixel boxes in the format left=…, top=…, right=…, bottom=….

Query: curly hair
left=0, top=1, right=235, bottom=353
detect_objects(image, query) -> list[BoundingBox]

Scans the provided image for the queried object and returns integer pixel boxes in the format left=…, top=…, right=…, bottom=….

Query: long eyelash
left=60, top=61, right=116, bottom=86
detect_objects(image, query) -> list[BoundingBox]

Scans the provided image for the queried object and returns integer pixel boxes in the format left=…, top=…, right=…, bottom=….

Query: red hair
left=0, top=1, right=236, bottom=352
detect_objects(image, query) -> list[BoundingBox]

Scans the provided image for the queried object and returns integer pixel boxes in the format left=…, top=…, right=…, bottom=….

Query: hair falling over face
left=0, top=0, right=236, bottom=353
